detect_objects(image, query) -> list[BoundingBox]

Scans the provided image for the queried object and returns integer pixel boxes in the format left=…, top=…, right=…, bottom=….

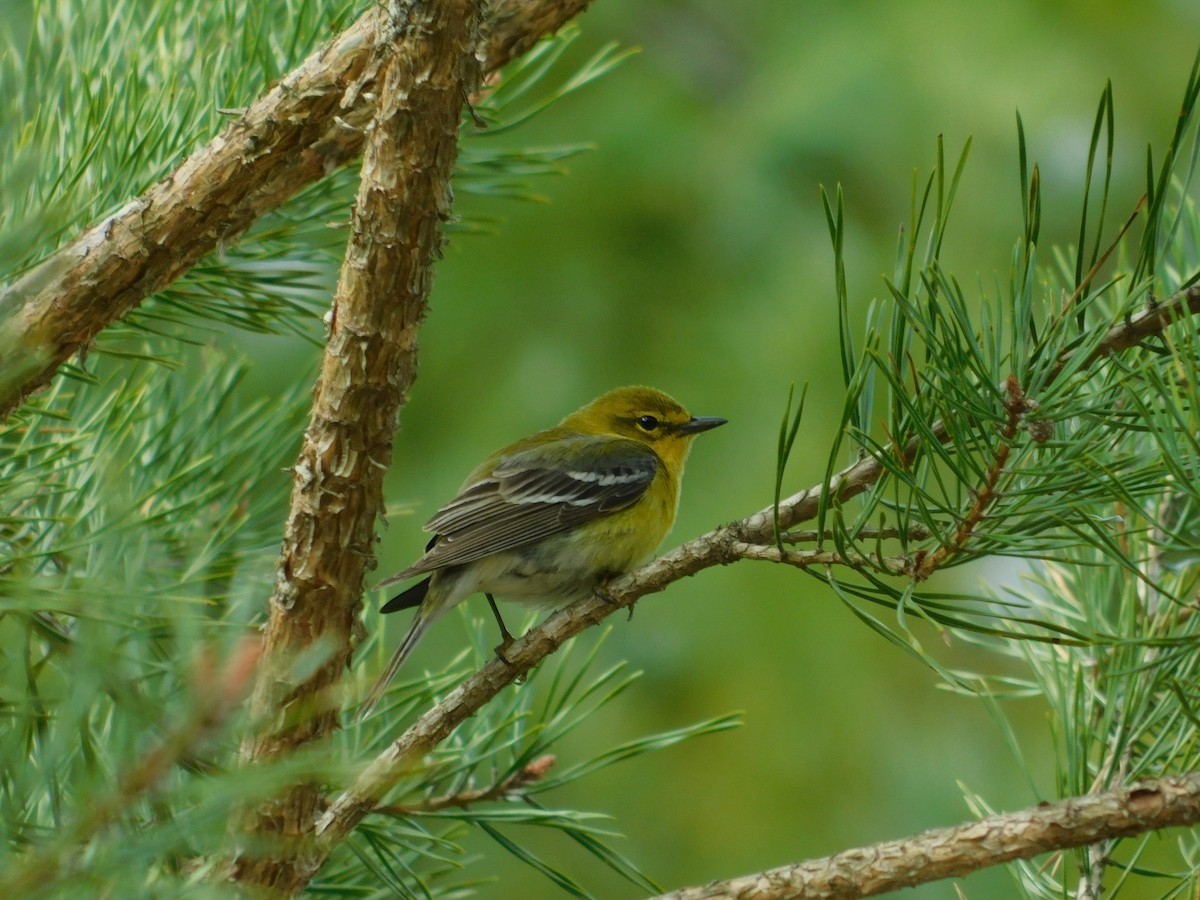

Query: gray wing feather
left=396, top=437, right=657, bottom=576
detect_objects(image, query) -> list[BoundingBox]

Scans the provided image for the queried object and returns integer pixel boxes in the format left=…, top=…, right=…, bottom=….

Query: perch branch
left=314, top=280, right=1200, bottom=847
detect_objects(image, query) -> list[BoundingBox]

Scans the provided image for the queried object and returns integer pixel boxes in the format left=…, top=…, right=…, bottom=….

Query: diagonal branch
left=229, top=1, right=484, bottom=893
left=315, top=280, right=1200, bottom=846
left=1052, top=281, right=1200, bottom=379
left=0, top=0, right=594, bottom=420
left=653, top=771, right=1200, bottom=900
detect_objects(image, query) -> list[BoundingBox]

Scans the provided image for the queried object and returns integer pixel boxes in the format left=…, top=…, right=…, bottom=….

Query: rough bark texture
left=0, top=0, right=593, bottom=420
left=229, top=1, right=483, bottom=893
left=654, top=772, right=1200, bottom=899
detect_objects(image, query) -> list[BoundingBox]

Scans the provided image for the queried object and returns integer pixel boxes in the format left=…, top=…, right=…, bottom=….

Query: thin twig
left=780, top=525, right=934, bottom=544
left=912, top=374, right=1036, bottom=580
left=373, top=755, right=556, bottom=816
left=730, top=541, right=911, bottom=576
left=902, top=281, right=1200, bottom=579
left=1041, top=195, right=1145, bottom=341
left=1052, top=282, right=1200, bottom=381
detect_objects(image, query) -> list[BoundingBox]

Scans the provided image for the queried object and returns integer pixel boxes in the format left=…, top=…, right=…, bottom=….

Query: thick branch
left=229, top=2, right=484, bottom=894
left=0, top=0, right=594, bottom=420
left=314, top=280, right=1200, bottom=845
left=654, top=772, right=1200, bottom=899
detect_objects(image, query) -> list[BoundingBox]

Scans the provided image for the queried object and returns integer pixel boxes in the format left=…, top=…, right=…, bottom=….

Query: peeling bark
left=229, top=1, right=484, bottom=893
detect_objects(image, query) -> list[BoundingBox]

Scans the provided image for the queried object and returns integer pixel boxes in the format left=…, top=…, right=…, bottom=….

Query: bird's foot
left=493, top=636, right=514, bottom=666
left=486, top=593, right=517, bottom=654
left=592, top=583, right=636, bottom=621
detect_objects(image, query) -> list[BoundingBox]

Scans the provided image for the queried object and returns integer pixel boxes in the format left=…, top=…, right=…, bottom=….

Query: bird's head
left=562, top=385, right=726, bottom=470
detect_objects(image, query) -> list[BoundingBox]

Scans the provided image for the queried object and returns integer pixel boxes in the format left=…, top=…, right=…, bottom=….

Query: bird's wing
left=394, top=436, right=659, bottom=577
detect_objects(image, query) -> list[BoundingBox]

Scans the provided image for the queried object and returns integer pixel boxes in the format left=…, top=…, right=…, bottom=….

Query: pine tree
left=4, top=2, right=1200, bottom=898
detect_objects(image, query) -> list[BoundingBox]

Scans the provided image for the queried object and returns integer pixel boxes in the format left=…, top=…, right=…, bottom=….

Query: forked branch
left=0, top=0, right=595, bottom=420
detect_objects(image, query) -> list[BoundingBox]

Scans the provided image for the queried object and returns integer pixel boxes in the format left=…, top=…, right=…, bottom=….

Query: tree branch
left=229, top=2, right=484, bottom=893
left=0, top=0, right=594, bottom=420
left=780, top=525, right=934, bottom=544
left=653, top=771, right=1200, bottom=899
left=729, top=542, right=911, bottom=576
left=374, top=754, right=556, bottom=816
left=314, top=280, right=1200, bottom=849
left=311, top=459, right=900, bottom=841
left=1055, top=282, right=1200, bottom=379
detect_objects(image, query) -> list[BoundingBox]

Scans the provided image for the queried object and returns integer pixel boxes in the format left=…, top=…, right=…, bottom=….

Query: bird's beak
left=680, top=416, right=727, bottom=434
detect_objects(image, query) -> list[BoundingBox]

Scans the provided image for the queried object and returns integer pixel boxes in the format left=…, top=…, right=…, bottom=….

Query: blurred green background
left=233, top=2, right=1200, bottom=896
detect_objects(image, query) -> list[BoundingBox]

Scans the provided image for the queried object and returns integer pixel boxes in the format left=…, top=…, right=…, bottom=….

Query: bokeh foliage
left=4, top=0, right=1200, bottom=897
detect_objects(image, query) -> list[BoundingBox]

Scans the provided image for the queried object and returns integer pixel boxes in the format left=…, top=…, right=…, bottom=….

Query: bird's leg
left=486, top=593, right=516, bottom=664
left=592, top=580, right=636, bottom=621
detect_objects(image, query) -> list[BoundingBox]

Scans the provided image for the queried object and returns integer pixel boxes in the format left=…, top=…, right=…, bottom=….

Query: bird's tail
left=380, top=576, right=430, bottom=614
left=358, top=601, right=438, bottom=720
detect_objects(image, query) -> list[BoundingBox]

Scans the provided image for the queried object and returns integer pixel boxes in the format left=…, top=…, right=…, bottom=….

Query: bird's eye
left=636, top=415, right=660, bottom=432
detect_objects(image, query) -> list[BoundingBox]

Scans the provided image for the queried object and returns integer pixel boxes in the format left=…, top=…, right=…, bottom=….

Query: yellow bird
left=361, top=385, right=725, bottom=715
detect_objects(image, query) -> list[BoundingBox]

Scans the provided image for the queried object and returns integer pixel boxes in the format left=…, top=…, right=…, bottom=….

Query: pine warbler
left=361, top=385, right=725, bottom=715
